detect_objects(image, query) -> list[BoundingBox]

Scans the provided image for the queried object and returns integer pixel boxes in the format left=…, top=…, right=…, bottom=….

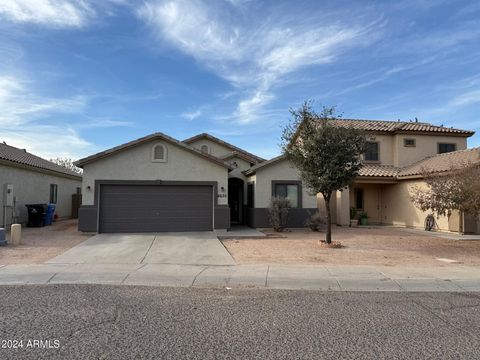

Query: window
left=355, top=188, right=364, bottom=209
left=247, top=183, right=254, bottom=208
left=438, top=143, right=456, bottom=154
left=49, top=184, right=58, bottom=204
left=364, top=142, right=379, bottom=161
left=272, top=181, right=301, bottom=208
left=152, top=144, right=167, bottom=162
left=404, top=138, right=416, bottom=147
left=200, top=144, right=209, bottom=154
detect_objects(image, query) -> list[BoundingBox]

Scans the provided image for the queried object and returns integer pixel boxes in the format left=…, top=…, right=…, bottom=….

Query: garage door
left=99, top=184, right=213, bottom=233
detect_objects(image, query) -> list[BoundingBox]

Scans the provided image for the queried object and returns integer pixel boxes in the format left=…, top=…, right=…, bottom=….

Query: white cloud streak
left=449, top=89, right=480, bottom=107
left=181, top=109, right=203, bottom=120
left=138, top=0, right=379, bottom=123
left=0, top=0, right=94, bottom=27
left=0, top=75, right=86, bottom=126
left=0, top=74, right=119, bottom=159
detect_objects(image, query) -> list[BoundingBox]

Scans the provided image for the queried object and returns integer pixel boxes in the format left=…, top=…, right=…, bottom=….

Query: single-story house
left=0, top=142, right=82, bottom=228
left=75, top=119, right=479, bottom=234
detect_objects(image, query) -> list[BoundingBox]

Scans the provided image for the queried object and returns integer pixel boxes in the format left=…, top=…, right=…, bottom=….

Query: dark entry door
left=228, top=178, right=244, bottom=224
left=99, top=184, right=213, bottom=233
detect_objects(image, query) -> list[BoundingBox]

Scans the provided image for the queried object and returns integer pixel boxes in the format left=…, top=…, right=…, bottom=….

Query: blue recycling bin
left=44, top=203, right=56, bottom=226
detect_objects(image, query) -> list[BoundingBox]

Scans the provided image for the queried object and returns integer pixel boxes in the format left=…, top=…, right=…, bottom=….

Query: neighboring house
left=0, top=142, right=82, bottom=228
left=75, top=119, right=478, bottom=234
left=320, top=120, right=479, bottom=234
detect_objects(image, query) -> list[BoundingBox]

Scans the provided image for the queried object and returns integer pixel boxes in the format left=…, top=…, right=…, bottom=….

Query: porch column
left=336, top=187, right=350, bottom=226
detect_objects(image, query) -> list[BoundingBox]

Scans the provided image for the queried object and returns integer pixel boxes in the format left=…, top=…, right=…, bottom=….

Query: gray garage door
left=99, top=184, right=213, bottom=233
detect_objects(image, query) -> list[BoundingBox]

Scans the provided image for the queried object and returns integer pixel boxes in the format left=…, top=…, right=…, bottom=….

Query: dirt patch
left=222, top=226, right=480, bottom=267
left=0, top=219, right=92, bottom=265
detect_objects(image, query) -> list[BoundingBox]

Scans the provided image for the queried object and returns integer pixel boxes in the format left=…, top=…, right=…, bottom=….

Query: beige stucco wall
left=350, top=184, right=382, bottom=224
left=81, top=139, right=229, bottom=206
left=364, top=133, right=468, bottom=167
left=188, top=139, right=233, bottom=158
left=393, top=134, right=467, bottom=167
left=0, top=163, right=81, bottom=227
left=381, top=179, right=454, bottom=231
left=228, top=157, right=251, bottom=178
left=317, top=193, right=337, bottom=223
left=335, top=188, right=350, bottom=226
left=365, top=134, right=394, bottom=165
left=253, top=160, right=317, bottom=208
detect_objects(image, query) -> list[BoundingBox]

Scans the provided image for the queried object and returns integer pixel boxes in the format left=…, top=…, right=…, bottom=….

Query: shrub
left=305, top=211, right=325, bottom=231
left=268, top=196, right=291, bottom=232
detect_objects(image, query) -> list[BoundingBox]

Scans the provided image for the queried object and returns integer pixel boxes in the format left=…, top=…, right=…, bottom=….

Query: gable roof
left=243, top=155, right=285, bottom=175
left=398, top=147, right=480, bottom=178
left=0, top=142, right=82, bottom=179
left=328, top=119, right=474, bottom=136
left=243, top=148, right=480, bottom=180
left=75, top=132, right=234, bottom=169
left=245, top=155, right=402, bottom=178
left=183, top=133, right=265, bottom=164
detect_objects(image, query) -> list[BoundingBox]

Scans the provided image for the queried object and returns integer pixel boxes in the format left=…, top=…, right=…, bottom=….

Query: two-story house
left=323, top=120, right=479, bottom=234
left=75, top=119, right=479, bottom=234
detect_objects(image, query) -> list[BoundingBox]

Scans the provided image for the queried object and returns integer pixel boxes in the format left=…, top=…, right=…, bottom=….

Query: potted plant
left=350, top=207, right=358, bottom=227
left=359, top=211, right=368, bottom=225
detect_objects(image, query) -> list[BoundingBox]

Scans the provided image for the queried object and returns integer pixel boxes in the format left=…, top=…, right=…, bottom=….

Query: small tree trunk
left=323, top=192, right=332, bottom=244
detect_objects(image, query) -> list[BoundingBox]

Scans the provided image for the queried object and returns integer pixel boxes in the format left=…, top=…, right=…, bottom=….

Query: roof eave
left=76, top=133, right=233, bottom=170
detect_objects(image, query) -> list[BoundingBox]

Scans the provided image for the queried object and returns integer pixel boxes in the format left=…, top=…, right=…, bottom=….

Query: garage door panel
left=99, top=185, right=213, bottom=233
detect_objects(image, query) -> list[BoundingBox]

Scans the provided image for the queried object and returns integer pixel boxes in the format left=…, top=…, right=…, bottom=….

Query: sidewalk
left=0, top=263, right=479, bottom=291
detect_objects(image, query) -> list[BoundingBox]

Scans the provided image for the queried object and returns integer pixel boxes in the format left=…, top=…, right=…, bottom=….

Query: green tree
left=281, top=102, right=366, bottom=244
left=411, top=164, right=480, bottom=218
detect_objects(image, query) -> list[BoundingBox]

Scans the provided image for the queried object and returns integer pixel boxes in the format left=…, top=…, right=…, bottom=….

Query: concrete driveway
left=47, top=232, right=235, bottom=266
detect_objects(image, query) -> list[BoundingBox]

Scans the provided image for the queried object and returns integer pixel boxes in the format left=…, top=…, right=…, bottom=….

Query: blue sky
left=1, top=0, right=479, bottom=160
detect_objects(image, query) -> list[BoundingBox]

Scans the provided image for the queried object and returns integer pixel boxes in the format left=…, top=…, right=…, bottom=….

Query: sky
left=1, top=0, right=479, bottom=160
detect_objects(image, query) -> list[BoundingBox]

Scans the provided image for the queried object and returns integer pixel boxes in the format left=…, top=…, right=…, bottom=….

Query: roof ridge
left=75, top=132, right=233, bottom=170
left=183, top=133, right=265, bottom=163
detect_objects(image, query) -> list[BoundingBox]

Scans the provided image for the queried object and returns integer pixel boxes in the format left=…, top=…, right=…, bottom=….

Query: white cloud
left=0, top=0, right=95, bottom=27
left=181, top=109, right=203, bottom=120
left=137, top=0, right=379, bottom=123
left=79, top=118, right=134, bottom=128
left=0, top=74, right=96, bottom=159
left=0, top=75, right=86, bottom=126
left=1, top=126, right=92, bottom=160
left=449, top=89, right=480, bottom=107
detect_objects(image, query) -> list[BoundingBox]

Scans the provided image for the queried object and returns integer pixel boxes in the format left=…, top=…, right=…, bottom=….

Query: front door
left=228, top=178, right=244, bottom=224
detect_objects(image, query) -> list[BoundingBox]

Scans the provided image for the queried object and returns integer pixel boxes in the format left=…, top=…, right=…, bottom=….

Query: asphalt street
left=1, top=285, right=479, bottom=359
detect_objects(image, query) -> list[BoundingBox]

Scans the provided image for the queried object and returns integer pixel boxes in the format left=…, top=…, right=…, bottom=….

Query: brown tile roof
left=75, top=132, right=234, bottom=169
left=398, top=147, right=480, bottom=177
left=0, top=142, right=81, bottom=178
left=358, top=164, right=399, bottom=178
left=183, top=133, right=265, bottom=164
left=328, top=119, right=474, bottom=136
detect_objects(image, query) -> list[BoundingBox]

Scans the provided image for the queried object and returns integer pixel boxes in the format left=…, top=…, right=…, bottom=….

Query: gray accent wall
left=246, top=207, right=318, bottom=228
left=78, top=206, right=97, bottom=232
left=214, top=205, right=230, bottom=229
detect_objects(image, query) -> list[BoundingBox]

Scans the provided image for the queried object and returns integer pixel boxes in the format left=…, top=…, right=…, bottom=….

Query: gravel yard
left=222, top=226, right=480, bottom=267
left=0, top=220, right=91, bottom=265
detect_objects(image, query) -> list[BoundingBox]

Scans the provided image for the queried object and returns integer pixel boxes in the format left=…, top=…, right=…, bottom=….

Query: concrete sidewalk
left=0, top=263, right=479, bottom=291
